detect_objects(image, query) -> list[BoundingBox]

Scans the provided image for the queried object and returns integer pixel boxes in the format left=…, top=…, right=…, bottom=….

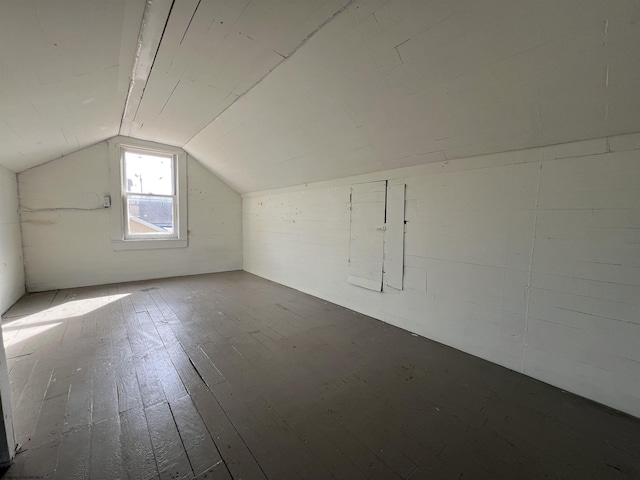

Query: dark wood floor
left=1, top=271, right=639, bottom=479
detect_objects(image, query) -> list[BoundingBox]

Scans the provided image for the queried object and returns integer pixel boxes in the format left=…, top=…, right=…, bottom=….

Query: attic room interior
left=1, top=0, right=639, bottom=478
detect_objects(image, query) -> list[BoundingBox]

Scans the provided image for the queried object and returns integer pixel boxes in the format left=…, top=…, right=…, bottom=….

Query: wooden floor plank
left=29, top=361, right=75, bottom=449
left=113, top=335, right=143, bottom=414
left=149, top=347, right=189, bottom=403
left=209, top=379, right=334, bottom=480
left=184, top=344, right=225, bottom=389
left=125, top=312, right=167, bottom=409
left=2, top=291, right=56, bottom=318
left=7, top=354, right=38, bottom=411
left=145, top=401, right=192, bottom=480
left=54, top=425, right=91, bottom=480
left=8, top=439, right=60, bottom=479
left=91, top=336, right=119, bottom=424
left=90, top=417, right=125, bottom=480
left=170, top=395, right=229, bottom=478
left=63, top=358, right=93, bottom=434
left=296, top=410, right=403, bottom=480
left=189, top=384, right=268, bottom=480
left=120, top=406, right=158, bottom=480
left=2, top=271, right=640, bottom=479
left=12, top=359, right=54, bottom=446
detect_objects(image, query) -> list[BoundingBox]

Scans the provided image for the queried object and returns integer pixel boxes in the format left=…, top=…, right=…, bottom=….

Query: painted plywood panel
left=384, top=184, right=405, bottom=290
left=347, top=182, right=386, bottom=291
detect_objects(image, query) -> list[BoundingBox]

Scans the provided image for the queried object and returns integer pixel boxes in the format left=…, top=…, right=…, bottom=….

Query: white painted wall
left=19, top=142, right=242, bottom=292
left=0, top=166, right=25, bottom=314
left=0, top=164, right=22, bottom=463
left=243, top=132, right=640, bottom=418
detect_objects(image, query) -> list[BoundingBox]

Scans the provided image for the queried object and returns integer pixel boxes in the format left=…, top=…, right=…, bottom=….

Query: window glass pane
left=127, top=195, right=174, bottom=234
left=124, top=150, right=173, bottom=195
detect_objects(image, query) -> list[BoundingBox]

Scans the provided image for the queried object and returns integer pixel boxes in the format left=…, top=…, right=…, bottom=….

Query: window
left=123, top=148, right=176, bottom=238
left=109, top=137, right=187, bottom=250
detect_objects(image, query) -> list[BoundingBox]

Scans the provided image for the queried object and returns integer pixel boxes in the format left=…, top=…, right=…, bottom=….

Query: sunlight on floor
left=2, top=294, right=130, bottom=350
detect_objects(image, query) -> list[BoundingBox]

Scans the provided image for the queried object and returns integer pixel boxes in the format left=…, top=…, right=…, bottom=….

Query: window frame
left=122, top=146, right=177, bottom=240
left=108, top=136, right=188, bottom=250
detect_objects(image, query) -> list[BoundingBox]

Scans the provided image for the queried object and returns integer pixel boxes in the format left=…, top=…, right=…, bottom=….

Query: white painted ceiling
left=2, top=0, right=640, bottom=192
left=0, top=0, right=145, bottom=172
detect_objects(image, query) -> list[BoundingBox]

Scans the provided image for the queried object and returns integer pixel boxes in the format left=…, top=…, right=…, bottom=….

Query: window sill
left=112, top=238, right=188, bottom=251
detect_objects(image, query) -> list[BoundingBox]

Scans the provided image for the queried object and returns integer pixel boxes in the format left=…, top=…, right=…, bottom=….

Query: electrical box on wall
left=103, top=195, right=111, bottom=208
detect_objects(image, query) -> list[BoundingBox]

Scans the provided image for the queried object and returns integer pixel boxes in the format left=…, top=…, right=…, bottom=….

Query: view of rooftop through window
left=123, top=150, right=176, bottom=235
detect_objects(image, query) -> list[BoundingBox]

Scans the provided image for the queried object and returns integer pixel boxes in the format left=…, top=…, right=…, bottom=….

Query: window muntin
left=121, top=147, right=178, bottom=239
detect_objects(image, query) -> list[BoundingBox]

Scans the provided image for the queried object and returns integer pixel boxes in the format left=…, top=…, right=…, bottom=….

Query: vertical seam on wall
left=381, top=180, right=388, bottom=292
left=522, top=156, right=543, bottom=373
left=15, top=173, right=28, bottom=294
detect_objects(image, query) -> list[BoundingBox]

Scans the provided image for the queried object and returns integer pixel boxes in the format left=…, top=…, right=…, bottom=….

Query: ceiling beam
left=119, top=0, right=175, bottom=137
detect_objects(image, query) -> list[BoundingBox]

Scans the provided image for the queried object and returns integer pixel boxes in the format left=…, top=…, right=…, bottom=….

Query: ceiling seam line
left=182, top=0, right=356, bottom=148
left=180, top=0, right=203, bottom=45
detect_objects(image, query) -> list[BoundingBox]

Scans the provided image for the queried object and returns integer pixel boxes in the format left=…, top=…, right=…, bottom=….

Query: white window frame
left=122, top=146, right=177, bottom=240
left=108, top=136, right=188, bottom=250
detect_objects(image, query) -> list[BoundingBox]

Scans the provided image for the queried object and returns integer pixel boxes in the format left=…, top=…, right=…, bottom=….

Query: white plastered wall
left=243, top=132, right=640, bottom=418
left=19, top=141, right=242, bottom=292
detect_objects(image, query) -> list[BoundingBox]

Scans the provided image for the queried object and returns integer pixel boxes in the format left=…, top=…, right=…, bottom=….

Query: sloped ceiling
left=0, top=0, right=145, bottom=172
left=121, top=0, right=352, bottom=146
left=2, top=0, right=640, bottom=193
left=186, top=0, right=640, bottom=192
left=0, top=0, right=351, bottom=172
